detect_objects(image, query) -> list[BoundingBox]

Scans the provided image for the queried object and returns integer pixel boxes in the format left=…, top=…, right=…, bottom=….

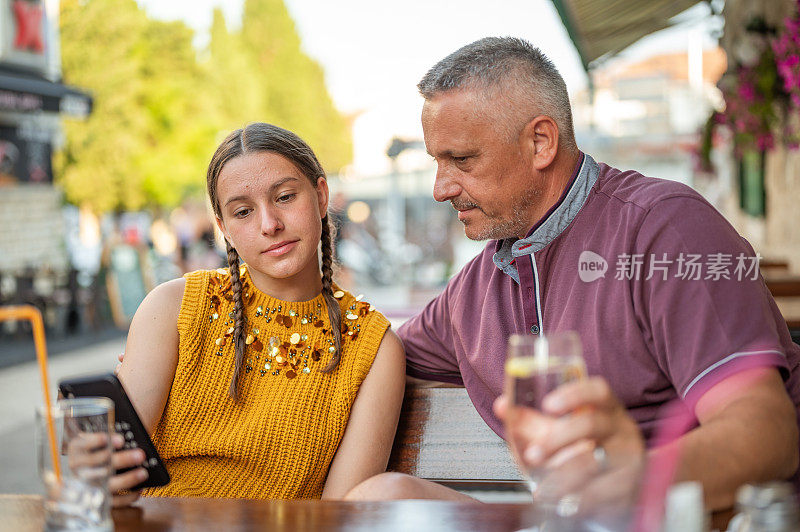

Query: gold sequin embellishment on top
left=207, top=268, right=374, bottom=379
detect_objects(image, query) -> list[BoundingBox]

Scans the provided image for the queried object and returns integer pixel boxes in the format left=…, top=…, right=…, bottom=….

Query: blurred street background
left=2, top=0, right=800, bottom=494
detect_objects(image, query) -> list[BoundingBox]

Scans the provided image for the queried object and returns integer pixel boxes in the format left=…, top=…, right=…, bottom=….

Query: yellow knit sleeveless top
left=143, top=266, right=389, bottom=499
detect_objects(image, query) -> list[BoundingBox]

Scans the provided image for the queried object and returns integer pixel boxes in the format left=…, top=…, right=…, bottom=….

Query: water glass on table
left=37, top=397, right=114, bottom=532
left=504, top=331, right=587, bottom=514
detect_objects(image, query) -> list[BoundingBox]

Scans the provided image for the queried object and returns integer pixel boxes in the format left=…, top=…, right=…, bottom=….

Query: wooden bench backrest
left=760, top=259, right=790, bottom=273
left=766, top=277, right=800, bottom=298
left=387, top=385, right=523, bottom=487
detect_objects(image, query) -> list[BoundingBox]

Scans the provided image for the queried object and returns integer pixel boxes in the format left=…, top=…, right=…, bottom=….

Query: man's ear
left=316, top=177, right=330, bottom=218
left=520, top=115, right=559, bottom=171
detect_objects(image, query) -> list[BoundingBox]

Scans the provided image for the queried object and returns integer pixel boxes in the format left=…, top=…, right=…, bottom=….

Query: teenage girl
left=111, top=122, right=405, bottom=505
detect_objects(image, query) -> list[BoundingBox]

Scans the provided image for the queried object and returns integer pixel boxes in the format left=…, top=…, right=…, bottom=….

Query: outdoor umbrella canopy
left=551, top=0, right=704, bottom=70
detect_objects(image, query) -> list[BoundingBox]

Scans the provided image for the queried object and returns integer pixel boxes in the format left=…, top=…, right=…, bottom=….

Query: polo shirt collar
left=492, top=152, right=599, bottom=282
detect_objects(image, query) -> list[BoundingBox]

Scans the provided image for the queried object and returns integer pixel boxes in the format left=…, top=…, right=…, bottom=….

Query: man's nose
left=432, top=165, right=460, bottom=203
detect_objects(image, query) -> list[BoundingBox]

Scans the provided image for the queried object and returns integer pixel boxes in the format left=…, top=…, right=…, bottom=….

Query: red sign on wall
left=12, top=0, right=44, bottom=54
left=0, top=0, right=48, bottom=72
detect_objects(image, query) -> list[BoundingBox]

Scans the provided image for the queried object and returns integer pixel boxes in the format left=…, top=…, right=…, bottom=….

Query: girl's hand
left=109, top=433, right=148, bottom=507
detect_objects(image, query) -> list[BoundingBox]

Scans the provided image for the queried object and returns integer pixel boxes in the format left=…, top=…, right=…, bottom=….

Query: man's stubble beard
left=461, top=186, right=542, bottom=241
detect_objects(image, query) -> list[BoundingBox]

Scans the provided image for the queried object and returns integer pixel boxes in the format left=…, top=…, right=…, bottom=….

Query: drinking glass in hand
left=37, top=397, right=114, bottom=532
left=504, top=331, right=586, bottom=508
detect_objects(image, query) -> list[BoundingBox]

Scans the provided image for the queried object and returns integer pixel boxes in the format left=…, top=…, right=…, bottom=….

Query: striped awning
left=551, top=0, right=704, bottom=70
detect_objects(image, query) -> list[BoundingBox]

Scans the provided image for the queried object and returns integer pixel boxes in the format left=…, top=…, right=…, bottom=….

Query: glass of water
left=37, top=397, right=114, bottom=532
left=504, top=331, right=586, bottom=512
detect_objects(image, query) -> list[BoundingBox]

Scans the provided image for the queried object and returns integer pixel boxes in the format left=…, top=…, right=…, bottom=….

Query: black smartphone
left=58, top=372, right=170, bottom=490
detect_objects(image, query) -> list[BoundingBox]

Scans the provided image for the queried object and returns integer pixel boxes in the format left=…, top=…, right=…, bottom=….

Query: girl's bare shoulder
left=137, top=277, right=187, bottom=321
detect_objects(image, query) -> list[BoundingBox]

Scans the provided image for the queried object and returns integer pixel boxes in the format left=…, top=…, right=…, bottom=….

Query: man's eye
left=453, top=156, right=468, bottom=164
left=234, top=208, right=251, bottom=218
left=277, top=193, right=296, bottom=203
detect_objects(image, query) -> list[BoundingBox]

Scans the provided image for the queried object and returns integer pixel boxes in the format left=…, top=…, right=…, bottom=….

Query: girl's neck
left=245, top=264, right=324, bottom=303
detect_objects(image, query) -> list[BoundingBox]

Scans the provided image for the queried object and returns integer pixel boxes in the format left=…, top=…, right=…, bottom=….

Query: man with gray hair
left=345, top=37, right=800, bottom=511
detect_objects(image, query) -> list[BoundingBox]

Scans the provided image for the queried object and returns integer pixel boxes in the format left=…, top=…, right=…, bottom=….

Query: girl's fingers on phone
left=67, top=446, right=113, bottom=470
left=111, top=489, right=142, bottom=508
left=110, top=466, right=148, bottom=493
left=112, top=448, right=146, bottom=470
left=69, top=432, right=110, bottom=451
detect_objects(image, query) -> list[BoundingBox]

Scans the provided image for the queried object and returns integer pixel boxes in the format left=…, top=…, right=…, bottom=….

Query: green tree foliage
left=57, top=0, right=151, bottom=213
left=135, top=20, right=219, bottom=207
left=236, top=0, right=353, bottom=171
left=56, top=0, right=352, bottom=214
left=208, top=0, right=353, bottom=172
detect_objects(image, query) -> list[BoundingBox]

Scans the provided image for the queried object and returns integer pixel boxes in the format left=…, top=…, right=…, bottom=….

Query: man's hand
left=109, top=433, right=148, bottom=507
left=494, top=376, right=645, bottom=511
left=495, top=377, right=644, bottom=470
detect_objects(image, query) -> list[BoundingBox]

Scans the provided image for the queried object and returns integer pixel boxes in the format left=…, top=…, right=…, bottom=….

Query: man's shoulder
left=592, top=160, right=707, bottom=213
left=586, top=158, right=746, bottom=254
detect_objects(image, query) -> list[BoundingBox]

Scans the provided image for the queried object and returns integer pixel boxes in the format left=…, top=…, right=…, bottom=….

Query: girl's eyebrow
left=269, top=176, right=299, bottom=193
left=223, top=176, right=299, bottom=207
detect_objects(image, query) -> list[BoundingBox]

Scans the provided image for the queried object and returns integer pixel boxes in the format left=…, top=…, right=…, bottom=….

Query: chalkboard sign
left=106, top=244, right=148, bottom=328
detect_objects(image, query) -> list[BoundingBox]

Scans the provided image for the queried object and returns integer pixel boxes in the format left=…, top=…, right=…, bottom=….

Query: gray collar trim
left=492, top=153, right=599, bottom=283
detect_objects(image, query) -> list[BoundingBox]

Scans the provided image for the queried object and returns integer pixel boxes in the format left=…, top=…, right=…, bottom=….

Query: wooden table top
left=1, top=494, right=543, bottom=532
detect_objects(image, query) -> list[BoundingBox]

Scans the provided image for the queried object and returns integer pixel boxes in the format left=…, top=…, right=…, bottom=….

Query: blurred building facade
left=557, top=0, right=799, bottom=271
left=573, top=47, right=727, bottom=187
left=0, top=0, right=92, bottom=332
left=330, top=167, right=460, bottom=288
left=710, top=0, right=800, bottom=271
